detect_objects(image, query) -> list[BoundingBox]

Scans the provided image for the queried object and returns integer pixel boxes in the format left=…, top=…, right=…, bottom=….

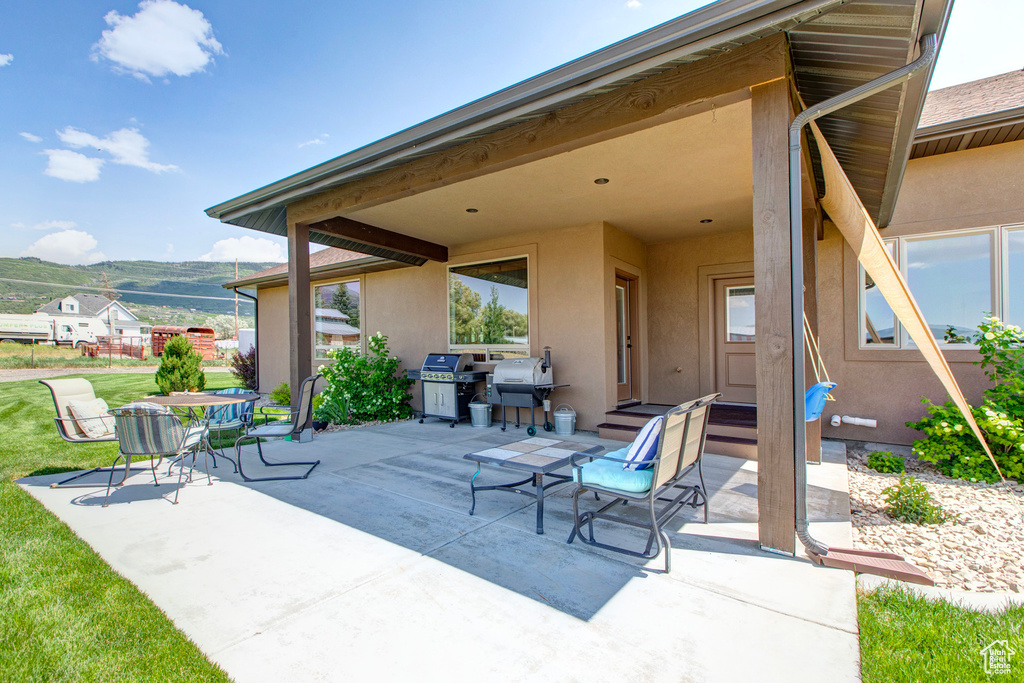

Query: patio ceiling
left=348, top=99, right=753, bottom=247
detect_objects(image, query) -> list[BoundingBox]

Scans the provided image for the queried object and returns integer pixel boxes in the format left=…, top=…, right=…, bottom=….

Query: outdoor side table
left=464, top=437, right=603, bottom=534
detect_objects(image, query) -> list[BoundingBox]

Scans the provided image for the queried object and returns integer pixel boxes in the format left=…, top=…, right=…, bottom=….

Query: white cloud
left=0, top=53, right=12, bottom=67
left=21, top=229, right=106, bottom=265
left=298, top=133, right=330, bottom=148
left=58, top=126, right=178, bottom=173
left=19, top=132, right=43, bottom=142
left=199, top=236, right=287, bottom=262
left=91, top=0, right=223, bottom=82
left=11, top=220, right=79, bottom=231
left=626, top=0, right=642, bottom=8
left=43, top=149, right=105, bottom=182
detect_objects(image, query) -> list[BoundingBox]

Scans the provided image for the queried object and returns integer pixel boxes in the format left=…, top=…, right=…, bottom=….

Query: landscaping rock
left=847, top=441, right=1024, bottom=593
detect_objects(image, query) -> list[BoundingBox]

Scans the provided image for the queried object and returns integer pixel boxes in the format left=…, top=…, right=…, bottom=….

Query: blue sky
left=2, top=0, right=1022, bottom=265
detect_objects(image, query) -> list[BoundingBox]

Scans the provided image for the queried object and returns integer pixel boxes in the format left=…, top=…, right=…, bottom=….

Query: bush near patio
left=1, top=373, right=236, bottom=681
left=154, top=335, right=207, bottom=395
left=229, top=345, right=258, bottom=390
left=318, top=332, right=413, bottom=423
left=907, top=316, right=1024, bottom=482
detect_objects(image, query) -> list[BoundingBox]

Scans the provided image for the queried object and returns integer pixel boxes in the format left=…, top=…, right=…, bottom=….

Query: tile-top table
left=464, top=437, right=603, bottom=534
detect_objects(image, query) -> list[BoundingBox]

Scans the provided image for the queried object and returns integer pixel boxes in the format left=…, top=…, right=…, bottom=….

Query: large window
left=449, top=257, right=529, bottom=360
left=314, top=280, right=361, bottom=360
left=859, top=225, right=1022, bottom=348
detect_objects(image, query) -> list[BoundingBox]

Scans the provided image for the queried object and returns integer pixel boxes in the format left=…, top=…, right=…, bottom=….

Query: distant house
left=36, top=293, right=151, bottom=341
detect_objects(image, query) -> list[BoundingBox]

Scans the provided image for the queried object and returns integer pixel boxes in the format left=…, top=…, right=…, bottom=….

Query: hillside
left=0, top=257, right=275, bottom=326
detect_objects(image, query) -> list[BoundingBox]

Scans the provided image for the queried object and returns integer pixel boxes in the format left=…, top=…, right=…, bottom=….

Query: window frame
left=447, top=254, right=531, bottom=361
left=857, top=224, right=1021, bottom=350
left=311, top=276, right=364, bottom=362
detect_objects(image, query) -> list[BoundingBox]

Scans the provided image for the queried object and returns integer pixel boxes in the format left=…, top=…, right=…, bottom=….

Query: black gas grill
left=407, top=353, right=488, bottom=427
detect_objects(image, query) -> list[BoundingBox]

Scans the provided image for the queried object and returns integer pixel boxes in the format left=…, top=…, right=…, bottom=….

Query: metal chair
left=567, top=393, right=719, bottom=572
left=233, top=375, right=321, bottom=482
left=106, top=405, right=210, bottom=506
left=204, top=387, right=257, bottom=471
left=40, top=378, right=153, bottom=489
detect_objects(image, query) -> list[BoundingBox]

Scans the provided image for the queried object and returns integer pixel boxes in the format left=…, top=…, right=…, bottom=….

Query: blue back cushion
left=623, top=416, right=663, bottom=471
left=208, top=387, right=254, bottom=425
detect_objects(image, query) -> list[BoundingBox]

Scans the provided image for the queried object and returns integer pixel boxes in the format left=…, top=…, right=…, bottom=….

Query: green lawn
left=0, top=372, right=236, bottom=682
left=859, top=585, right=1024, bottom=682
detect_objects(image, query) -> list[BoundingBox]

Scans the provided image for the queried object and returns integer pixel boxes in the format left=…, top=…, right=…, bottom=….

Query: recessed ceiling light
left=594, top=178, right=610, bottom=185
left=466, top=208, right=479, bottom=213
left=700, top=218, right=713, bottom=223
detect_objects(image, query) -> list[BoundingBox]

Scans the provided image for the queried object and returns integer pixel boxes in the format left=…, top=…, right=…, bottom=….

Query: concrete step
left=705, top=434, right=758, bottom=460
left=596, top=422, right=639, bottom=442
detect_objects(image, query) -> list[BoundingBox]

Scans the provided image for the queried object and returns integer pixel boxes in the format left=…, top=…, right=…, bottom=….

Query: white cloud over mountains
left=92, top=0, right=223, bottom=82
left=200, top=236, right=288, bottom=262
left=21, top=229, right=106, bottom=265
left=42, top=126, right=177, bottom=182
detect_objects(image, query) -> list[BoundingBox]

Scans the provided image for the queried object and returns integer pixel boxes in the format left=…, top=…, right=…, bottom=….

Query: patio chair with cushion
left=40, top=378, right=152, bottom=489
left=105, top=404, right=210, bottom=507
left=204, top=387, right=257, bottom=471
left=567, top=393, right=720, bottom=572
left=233, top=374, right=321, bottom=482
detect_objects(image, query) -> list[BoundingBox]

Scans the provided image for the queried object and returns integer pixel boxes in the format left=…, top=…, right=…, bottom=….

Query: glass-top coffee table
left=464, top=437, right=603, bottom=534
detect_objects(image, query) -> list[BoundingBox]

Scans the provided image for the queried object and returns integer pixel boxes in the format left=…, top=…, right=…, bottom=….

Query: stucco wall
left=645, top=228, right=754, bottom=405
left=255, top=285, right=290, bottom=392
left=817, top=141, right=1024, bottom=444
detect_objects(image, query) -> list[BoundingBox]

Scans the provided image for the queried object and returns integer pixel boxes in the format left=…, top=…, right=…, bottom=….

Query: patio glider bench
left=567, top=393, right=719, bottom=572
left=233, top=374, right=321, bottom=482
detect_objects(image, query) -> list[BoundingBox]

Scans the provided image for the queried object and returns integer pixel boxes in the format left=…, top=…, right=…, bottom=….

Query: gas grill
left=487, top=347, right=569, bottom=435
left=407, top=353, right=488, bottom=427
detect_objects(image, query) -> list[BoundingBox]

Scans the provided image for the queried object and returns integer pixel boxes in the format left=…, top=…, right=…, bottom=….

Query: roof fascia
left=914, top=105, right=1024, bottom=142
left=222, top=255, right=397, bottom=289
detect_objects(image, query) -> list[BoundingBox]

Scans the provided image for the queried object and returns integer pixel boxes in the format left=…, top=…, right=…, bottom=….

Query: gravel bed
left=314, top=418, right=414, bottom=433
left=847, top=441, right=1024, bottom=593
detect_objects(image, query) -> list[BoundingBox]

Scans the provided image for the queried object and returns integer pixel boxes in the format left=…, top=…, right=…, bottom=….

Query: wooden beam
left=288, top=222, right=312, bottom=432
left=289, top=33, right=788, bottom=224
left=752, top=77, right=795, bottom=556
left=308, top=216, right=448, bottom=263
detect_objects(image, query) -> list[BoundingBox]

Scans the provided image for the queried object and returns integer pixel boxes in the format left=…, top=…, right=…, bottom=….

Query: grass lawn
left=0, top=342, right=230, bottom=369
left=1, top=372, right=238, bottom=682
left=859, top=585, right=1024, bottom=682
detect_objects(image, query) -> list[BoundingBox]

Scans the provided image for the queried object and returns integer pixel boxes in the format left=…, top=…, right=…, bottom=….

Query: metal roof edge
left=222, top=255, right=398, bottom=289
left=206, top=0, right=841, bottom=223
left=914, top=104, right=1024, bottom=143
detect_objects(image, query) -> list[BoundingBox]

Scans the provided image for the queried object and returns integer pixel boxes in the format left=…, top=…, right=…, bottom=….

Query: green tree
left=481, top=286, right=507, bottom=344
left=155, top=335, right=207, bottom=394
left=331, top=285, right=360, bottom=328
left=449, top=275, right=482, bottom=343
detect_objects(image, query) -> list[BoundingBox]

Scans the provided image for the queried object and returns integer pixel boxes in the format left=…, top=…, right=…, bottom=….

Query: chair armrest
left=255, top=406, right=296, bottom=426
left=569, top=451, right=661, bottom=469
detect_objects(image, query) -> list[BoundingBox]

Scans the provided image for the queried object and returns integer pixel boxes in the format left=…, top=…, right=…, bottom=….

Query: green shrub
left=270, top=381, right=290, bottom=406
left=154, top=335, right=206, bottom=394
left=318, top=332, right=413, bottom=423
left=229, top=346, right=258, bottom=390
left=866, top=451, right=905, bottom=474
left=907, top=315, right=1024, bottom=482
left=881, top=476, right=952, bottom=525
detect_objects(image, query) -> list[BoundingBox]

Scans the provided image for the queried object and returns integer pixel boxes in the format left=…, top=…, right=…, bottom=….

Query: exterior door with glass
left=714, top=276, right=757, bottom=403
left=615, top=274, right=639, bottom=403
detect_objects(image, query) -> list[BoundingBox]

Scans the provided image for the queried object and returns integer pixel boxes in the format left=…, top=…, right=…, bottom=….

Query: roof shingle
left=920, top=69, right=1024, bottom=127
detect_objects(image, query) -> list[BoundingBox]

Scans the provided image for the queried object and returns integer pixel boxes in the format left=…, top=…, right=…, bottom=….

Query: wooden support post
left=288, top=222, right=312, bottom=433
left=752, top=78, right=796, bottom=555
left=804, top=204, right=822, bottom=465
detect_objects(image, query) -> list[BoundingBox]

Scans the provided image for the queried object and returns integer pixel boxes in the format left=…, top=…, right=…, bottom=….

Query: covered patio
left=19, top=424, right=858, bottom=681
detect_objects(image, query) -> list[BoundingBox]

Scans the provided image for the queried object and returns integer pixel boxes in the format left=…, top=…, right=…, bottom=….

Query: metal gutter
left=233, top=287, right=259, bottom=392
left=206, top=0, right=844, bottom=223
left=914, top=105, right=1024, bottom=143
left=787, top=33, right=938, bottom=558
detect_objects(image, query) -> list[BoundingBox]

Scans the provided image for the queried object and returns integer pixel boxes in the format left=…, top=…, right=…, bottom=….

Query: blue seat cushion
left=574, top=452, right=653, bottom=494
left=623, top=416, right=663, bottom=471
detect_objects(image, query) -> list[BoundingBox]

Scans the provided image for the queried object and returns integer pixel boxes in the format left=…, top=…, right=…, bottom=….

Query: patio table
left=141, top=392, right=260, bottom=471
left=464, top=437, right=602, bottom=534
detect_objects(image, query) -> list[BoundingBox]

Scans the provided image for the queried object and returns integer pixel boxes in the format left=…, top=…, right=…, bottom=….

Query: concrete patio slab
left=19, top=424, right=861, bottom=682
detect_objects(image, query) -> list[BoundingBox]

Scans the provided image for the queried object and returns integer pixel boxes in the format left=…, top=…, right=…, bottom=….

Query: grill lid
left=493, top=357, right=552, bottom=386
left=421, top=353, right=474, bottom=373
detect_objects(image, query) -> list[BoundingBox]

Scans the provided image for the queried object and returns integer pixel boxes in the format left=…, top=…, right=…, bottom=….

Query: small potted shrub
left=311, top=395, right=328, bottom=431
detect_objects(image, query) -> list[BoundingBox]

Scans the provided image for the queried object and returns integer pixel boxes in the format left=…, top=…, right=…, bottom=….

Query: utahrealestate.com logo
left=980, top=639, right=1015, bottom=675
